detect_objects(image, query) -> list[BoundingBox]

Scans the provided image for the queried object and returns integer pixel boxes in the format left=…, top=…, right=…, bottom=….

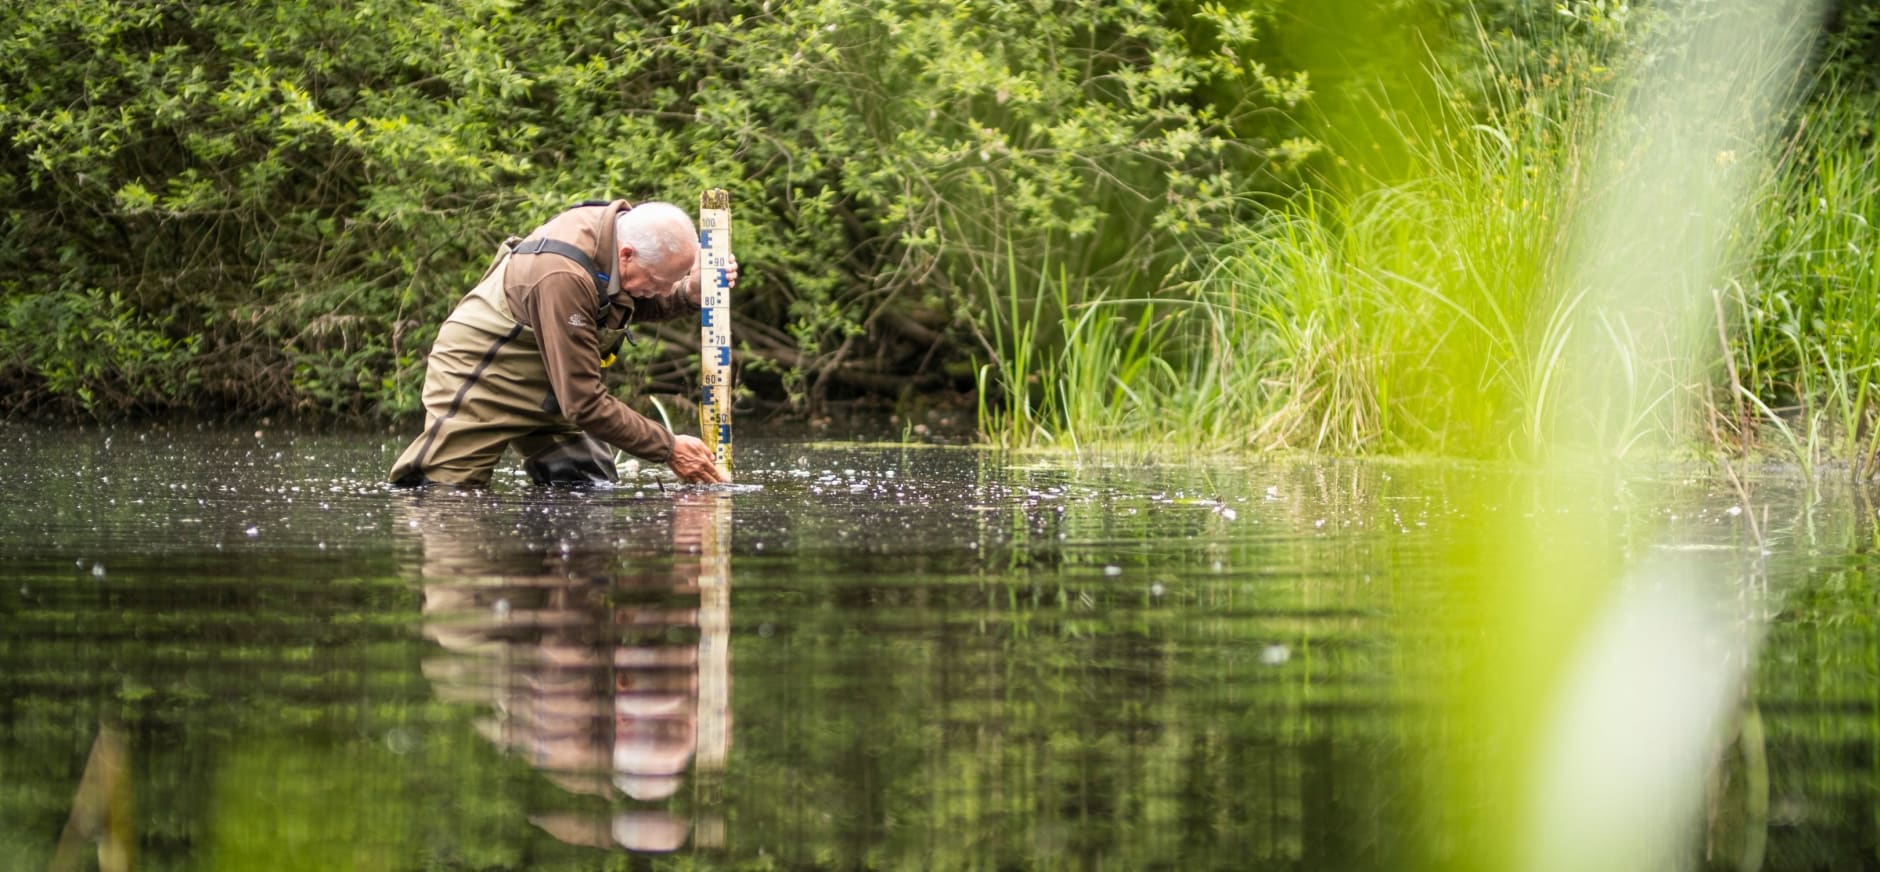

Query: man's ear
left=617, top=245, right=636, bottom=270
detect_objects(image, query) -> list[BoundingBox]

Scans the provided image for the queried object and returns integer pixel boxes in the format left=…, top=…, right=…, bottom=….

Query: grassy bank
left=972, top=12, right=1880, bottom=473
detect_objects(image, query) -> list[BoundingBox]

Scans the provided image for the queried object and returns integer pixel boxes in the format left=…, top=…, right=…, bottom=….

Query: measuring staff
left=697, top=189, right=734, bottom=471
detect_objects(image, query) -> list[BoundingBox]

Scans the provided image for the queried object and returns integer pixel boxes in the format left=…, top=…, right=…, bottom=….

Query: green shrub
left=0, top=0, right=1311, bottom=420
left=0, top=289, right=200, bottom=414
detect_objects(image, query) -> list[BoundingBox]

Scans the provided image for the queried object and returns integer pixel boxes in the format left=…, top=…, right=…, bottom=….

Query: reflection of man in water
left=405, top=493, right=730, bottom=853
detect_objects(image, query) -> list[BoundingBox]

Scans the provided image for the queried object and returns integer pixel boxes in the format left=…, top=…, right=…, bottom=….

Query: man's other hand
left=668, top=434, right=729, bottom=484
left=684, top=253, right=740, bottom=306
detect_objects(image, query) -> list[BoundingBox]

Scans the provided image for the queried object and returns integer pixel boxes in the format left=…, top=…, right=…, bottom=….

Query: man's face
left=616, top=244, right=696, bottom=300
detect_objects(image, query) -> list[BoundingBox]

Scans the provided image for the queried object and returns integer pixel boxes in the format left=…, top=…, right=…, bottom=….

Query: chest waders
left=387, top=238, right=623, bottom=487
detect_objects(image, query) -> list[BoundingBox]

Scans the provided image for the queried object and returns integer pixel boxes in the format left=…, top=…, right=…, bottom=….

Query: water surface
left=0, top=423, right=1873, bottom=870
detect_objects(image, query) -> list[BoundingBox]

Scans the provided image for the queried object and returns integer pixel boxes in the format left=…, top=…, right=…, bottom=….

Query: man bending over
left=389, top=199, right=734, bottom=487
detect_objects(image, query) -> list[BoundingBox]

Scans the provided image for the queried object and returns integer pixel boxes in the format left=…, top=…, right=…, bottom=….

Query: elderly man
left=389, top=199, right=734, bottom=486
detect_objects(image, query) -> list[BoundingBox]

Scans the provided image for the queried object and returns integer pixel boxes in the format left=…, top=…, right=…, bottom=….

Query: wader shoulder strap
left=510, top=237, right=610, bottom=312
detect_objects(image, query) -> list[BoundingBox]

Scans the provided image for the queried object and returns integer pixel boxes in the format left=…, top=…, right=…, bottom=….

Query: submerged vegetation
left=2, top=0, right=1877, bottom=468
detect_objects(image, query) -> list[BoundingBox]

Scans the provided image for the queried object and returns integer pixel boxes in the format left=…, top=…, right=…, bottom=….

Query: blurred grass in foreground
left=978, top=1, right=1836, bottom=869
left=1426, top=3, right=1820, bottom=871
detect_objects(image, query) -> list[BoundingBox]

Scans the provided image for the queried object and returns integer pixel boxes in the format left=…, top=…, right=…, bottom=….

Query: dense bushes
left=1, top=0, right=552, bottom=415
left=0, top=0, right=1308, bottom=418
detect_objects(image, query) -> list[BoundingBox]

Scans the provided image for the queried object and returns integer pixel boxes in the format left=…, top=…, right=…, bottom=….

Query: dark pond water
left=2, top=422, right=1876, bottom=870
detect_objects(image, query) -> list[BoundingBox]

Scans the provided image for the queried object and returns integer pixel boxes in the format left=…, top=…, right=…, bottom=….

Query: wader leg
left=387, top=317, right=536, bottom=487
left=412, top=434, right=511, bottom=486
left=388, top=415, right=516, bottom=487
left=516, top=430, right=619, bottom=485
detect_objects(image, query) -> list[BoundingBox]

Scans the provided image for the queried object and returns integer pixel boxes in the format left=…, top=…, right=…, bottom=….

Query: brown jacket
left=505, top=201, right=701, bottom=462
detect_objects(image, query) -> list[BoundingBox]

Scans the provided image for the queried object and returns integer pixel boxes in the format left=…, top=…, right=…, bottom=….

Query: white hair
left=614, top=202, right=697, bottom=271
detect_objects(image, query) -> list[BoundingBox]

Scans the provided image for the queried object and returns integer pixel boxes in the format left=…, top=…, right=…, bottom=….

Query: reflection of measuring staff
left=694, top=493, right=731, bottom=775
left=698, top=189, right=733, bottom=472
left=676, top=491, right=731, bottom=848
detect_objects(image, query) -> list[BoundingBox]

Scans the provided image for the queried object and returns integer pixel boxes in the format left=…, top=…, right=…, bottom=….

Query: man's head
left=614, top=202, right=698, bottom=300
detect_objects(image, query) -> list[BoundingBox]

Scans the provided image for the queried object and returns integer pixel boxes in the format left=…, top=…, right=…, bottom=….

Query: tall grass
left=973, top=12, right=1876, bottom=475
left=975, top=64, right=1594, bottom=459
left=1737, top=95, right=1880, bottom=476
left=1204, top=128, right=1585, bottom=459
left=972, top=242, right=1197, bottom=452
